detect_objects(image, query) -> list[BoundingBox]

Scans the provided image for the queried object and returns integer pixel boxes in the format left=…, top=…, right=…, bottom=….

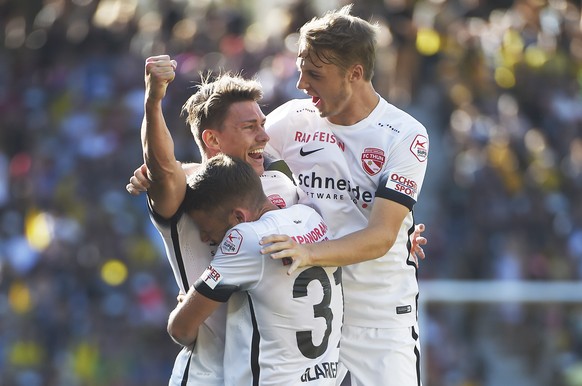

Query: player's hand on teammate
left=260, top=223, right=428, bottom=274
left=126, top=161, right=193, bottom=195
left=260, top=234, right=313, bottom=275
left=126, top=164, right=150, bottom=196
left=145, top=55, right=177, bottom=102
left=411, top=223, right=427, bottom=267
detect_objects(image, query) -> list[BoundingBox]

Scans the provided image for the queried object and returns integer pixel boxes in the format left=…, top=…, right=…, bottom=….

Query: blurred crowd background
left=1, top=0, right=581, bottom=385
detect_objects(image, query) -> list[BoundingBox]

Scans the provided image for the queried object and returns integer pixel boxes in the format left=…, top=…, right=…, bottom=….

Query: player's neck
left=257, top=201, right=279, bottom=219
left=328, top=84, right=379, bottom=126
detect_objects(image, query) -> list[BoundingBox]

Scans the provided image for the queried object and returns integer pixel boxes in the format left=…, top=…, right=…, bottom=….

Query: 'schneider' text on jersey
left=265, top=97, right=429, bottom=328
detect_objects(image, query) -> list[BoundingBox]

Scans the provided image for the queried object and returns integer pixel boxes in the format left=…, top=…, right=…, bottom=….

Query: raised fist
left=144, top=55, right=177, bottom=102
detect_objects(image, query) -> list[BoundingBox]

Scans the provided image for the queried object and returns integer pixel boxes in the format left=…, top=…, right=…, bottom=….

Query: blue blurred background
left=1, top=0, right=581, bottom=385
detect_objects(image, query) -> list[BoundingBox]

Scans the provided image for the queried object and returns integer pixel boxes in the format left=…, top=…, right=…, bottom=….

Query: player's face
left=212, top=101, right=269, bottom=175
left=189, top=209, right=233, bottom=244
left=296, top=50, right=353, bottom=125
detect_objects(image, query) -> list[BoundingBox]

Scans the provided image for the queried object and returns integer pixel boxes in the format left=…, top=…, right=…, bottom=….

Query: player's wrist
left=144, top=93, right=164, bottom=108
left=306, top=244, right=318, bottom=267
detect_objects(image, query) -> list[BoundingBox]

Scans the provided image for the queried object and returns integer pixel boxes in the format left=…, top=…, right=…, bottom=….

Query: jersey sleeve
left=376, top=129, right=429, bottom=211
left=194, top=224, right=264, bottom=302
left=146, top=199, right=214, bottom=293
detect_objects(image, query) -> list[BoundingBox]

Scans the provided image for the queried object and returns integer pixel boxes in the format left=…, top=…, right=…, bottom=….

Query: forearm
left=308, top=227, right=395, bottom=267
left=167, top=285, right=201, bottom=347
left=167, top=286, right=220, bottom=347
left=167, top=305, right=198, bottom=346
left=141, top=99, right=179, bottom=180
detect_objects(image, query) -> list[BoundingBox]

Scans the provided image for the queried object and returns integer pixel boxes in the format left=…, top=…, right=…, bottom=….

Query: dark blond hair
left=298, top=4, right=379, bottom=81
left=181, top=73, right=263, bottom=156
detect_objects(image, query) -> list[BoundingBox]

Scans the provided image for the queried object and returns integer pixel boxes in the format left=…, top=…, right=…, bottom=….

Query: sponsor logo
left=294, top=130, right=345, bottom=151
left=220, top=230, right=243, bottom=255
left=297, top=172, right=374, bottom=205
left=385, top=173, right=418, bottom=200
left=268, top=194, right=286, bottom=208
left=410, top=134, right=428, bottom=162
left=299, top=147, right=324, bottom=157
left=301, top=362, right=338, bottom=382
left=361, top=147, right=385, bottom=176
left=290, top=221, right=328, bottom=244
left=201, top=265, right=222, bottom=289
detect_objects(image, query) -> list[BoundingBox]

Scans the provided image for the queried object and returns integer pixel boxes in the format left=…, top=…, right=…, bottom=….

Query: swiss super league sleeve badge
left=410, top=134, right=428, bottom=162
left=220, top=230, right=243, bottom=255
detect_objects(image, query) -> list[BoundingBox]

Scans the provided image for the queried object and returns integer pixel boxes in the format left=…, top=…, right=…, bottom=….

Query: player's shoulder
left=262, top=158, right=294, bottom=181
left=271, top=98, right=313, bottom=113
left=261, top=169, right=293, bottom=184
left=277, top=204, right=326, bottom=230
left=379, top=98, right=428, bottom=136
left=216, top=224, right=261, bottom=257
left=257, top=204, right=318, bottom=226
left=268, top=98, right=318, bottom=123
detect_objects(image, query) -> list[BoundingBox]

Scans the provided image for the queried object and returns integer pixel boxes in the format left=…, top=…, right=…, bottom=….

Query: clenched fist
left=144, top=55, right=177, bottom=102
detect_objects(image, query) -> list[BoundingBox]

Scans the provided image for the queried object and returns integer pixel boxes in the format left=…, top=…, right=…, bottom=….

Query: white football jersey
left=195, top=204, right=343, bottom=386
left=265, top=97, right=429, bottom=328
left=149, top=169, right=298, bottom=385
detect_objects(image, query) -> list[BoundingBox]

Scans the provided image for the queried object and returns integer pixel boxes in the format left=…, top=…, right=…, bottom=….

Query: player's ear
left=232, top=208, right=243, bottom=224
left=232, top=208, right=250, bottom=224
left=348, top=64, right=363, bottom=82
left=202, top=129, right=220, bottom=152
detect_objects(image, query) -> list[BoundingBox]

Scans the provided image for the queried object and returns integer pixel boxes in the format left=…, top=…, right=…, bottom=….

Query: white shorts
left=336, top=323, right=422, bottom=386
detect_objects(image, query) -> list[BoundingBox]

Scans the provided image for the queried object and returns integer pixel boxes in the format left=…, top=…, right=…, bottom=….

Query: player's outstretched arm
left=141, top=55, right=186, bottom=219
left=167, top=284, right=221, bottom=347
left=261, top=199, right=415, bottom=274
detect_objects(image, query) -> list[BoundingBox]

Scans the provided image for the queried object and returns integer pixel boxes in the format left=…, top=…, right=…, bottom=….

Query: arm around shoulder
left=307, top=198, right=409, bottom=266
left=261, top=198, right=409, bottom=272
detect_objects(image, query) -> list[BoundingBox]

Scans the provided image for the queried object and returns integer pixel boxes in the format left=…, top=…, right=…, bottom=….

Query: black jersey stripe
left=406, top=218, right=420, bottom=275
left=406, top=214, right=420, bottom=322
left=405, top=218, right=417, bottom=268
left=376, top=188, right=416, bottom=211
left=248, top=294, right=261, bottom=386
left=147, top=198, right=190, bottom=290
left=180, top=349, right=193, bottom=386
left=412, top=325, right=421, bottom=386
left=170, top=216, right=190, bottom=290
left=194, top=279, right=238, bottom=303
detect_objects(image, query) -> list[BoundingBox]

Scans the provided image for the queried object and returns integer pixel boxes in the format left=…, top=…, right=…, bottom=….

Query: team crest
left=220, top=230, right=243, bottom=255
left=268, top=194, right=286, bottom=208
left=361, top=147, right=385, bottom=176
left=410, top=134, right=428, bottom=162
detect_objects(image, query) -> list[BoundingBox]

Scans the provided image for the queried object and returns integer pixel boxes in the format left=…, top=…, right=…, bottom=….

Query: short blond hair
left=298, top=4, right=379, bottom=80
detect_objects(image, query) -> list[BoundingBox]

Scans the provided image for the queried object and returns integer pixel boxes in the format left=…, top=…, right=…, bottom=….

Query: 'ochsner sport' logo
left=389, top=173, right=418, bottom=199
left=297, top=172, right=374, bottom=205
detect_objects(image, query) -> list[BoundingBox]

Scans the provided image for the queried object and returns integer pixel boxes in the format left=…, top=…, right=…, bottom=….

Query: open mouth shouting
left=247, top=147, right=265, bottom=173
left=311, top=95, right=321, bottom=108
